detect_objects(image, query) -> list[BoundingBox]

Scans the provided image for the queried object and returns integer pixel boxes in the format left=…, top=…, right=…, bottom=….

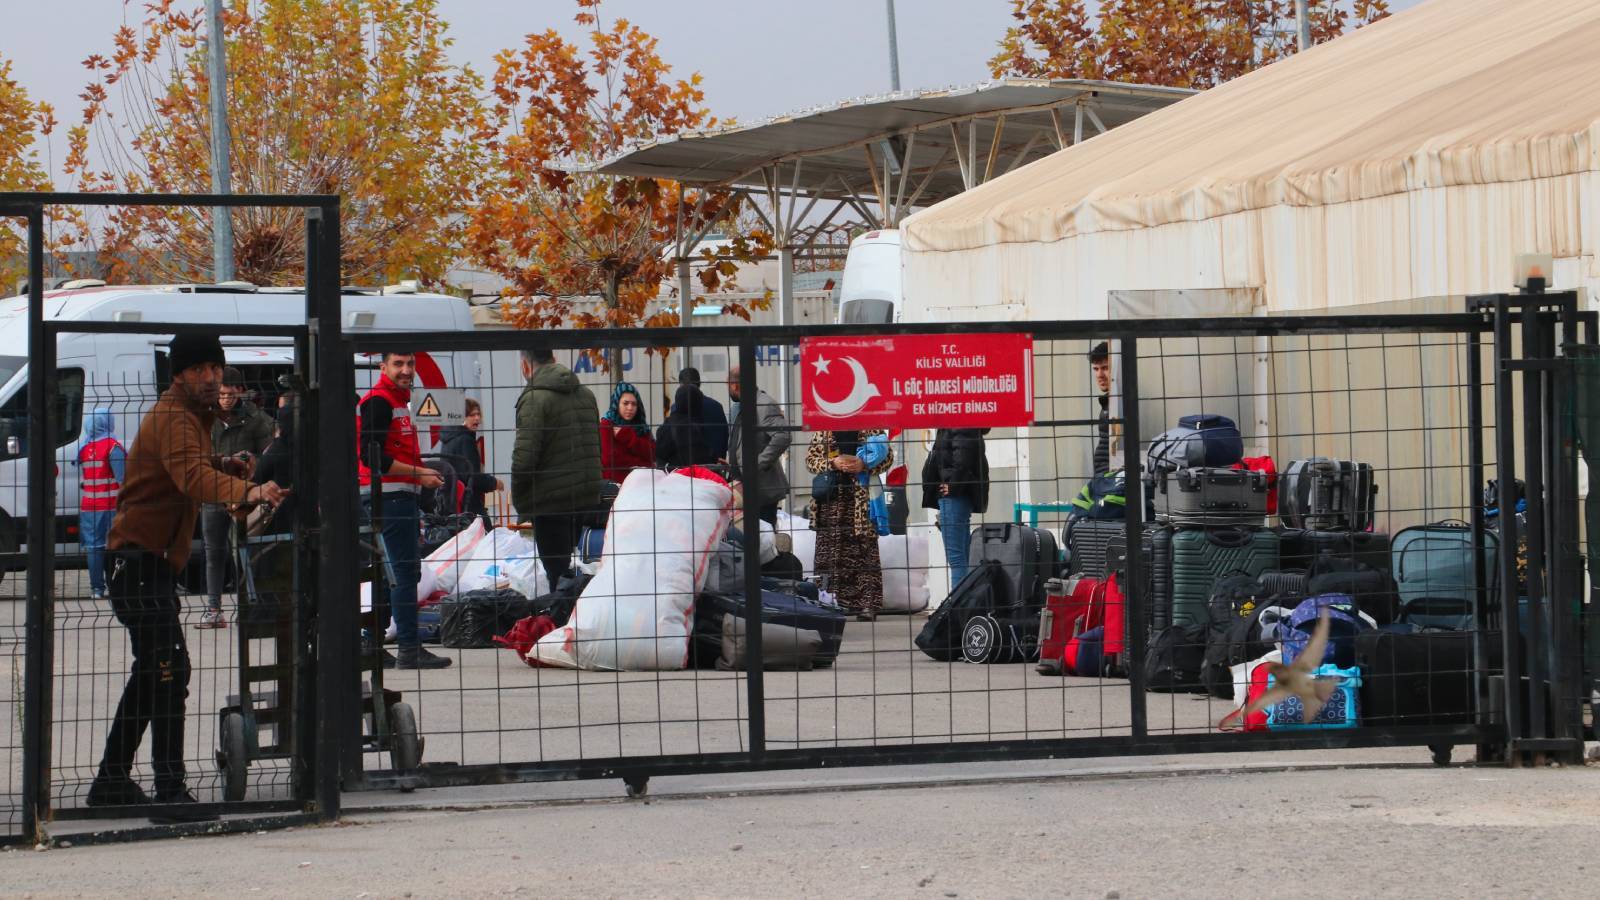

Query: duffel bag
left=1145, top=414, right=1244, bottom=473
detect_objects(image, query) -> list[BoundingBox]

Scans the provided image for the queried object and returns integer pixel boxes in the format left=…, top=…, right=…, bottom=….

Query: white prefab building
left=899, top=0, right=1596, bottom=537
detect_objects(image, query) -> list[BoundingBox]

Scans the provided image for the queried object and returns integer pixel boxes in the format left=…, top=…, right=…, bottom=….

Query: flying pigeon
left=1245, top=610, right=1343, bottom=724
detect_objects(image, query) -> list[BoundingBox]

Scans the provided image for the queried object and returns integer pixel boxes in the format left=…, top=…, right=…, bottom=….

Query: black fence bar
left=0, top=191, right=336, bottom=209
left=737, top=341, right=766, bottom=760
left=1492, top=301, right=1524, bottom=746
left=1521, top=302, right=1550, bottom=742
left=22, top=205, right=51, bottom=845
left=1466, top=328, right=1495, bottom=758
left=41, top=321, right=308, bottom=338
left=1120, top=335, right=1148, bottom=738
left=354, top=724, right=1493, bottom=792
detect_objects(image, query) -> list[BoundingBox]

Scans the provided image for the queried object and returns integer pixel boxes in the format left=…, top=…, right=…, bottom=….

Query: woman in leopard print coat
left=806, top=430, right=893, bottom=619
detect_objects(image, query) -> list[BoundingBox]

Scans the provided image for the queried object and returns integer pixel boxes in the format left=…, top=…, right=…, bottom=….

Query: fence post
left=1519, top=302, right=1550, bottom=743
left=1119, top=336, right=1147, bottom=738
left=1491, top=300, right=1525, bottom=749
left=738, top=337, right=766, bottom=760
left=21, top=205, right=54, bottom=844
left=309, top=201, right=353, bottom=819
left=1466, top=328, right=1498, bottom=761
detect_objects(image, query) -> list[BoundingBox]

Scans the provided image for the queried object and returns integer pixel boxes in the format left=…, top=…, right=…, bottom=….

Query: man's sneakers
left=86, top=775, right=150, bottom=808
left=149, top=789, right=220, bottom=824
left=197, top=607, right=227, bottom=629
left=395, top=645, right=452, bottom=669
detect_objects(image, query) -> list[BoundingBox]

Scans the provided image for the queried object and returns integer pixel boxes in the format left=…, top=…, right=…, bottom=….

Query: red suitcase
left=1037, top=575, right=1110, bottom=675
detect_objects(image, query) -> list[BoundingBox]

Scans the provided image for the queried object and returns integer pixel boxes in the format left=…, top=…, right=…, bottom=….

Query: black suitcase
left=697, top=589, right=846, bottom=669
left=1278, top=528, right=1392, bottom=574
left=1149, top=466, right=1270, bottom=525
left=1067, top=518, right=1126, bottom=579
left=968, top=523, right=1059, bottom=610
left=1356, top=629, right=1487, bottom=726
left=1106, top=524, right=1175, bottom=631
left=1278, top=458, right=1378, bottom=531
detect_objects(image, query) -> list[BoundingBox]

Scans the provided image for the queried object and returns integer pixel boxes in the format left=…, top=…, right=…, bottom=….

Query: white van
left=0, top=283, right=481, bottom=560
left=837, top=229, right=902, bottom=325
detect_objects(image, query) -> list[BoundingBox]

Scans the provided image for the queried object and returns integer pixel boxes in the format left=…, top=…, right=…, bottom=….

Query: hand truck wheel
left=221, top=711, right=249, bottom=802
left=389, top=702, right=421, bottom=772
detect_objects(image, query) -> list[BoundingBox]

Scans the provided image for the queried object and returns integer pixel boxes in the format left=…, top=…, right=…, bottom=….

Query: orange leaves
left=992, top=0, right=1389, bottom=89
left=70, top=0, right=487, bottom=286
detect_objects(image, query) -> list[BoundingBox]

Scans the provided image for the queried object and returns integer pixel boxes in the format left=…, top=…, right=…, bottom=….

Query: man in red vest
left=79, top=408, right=126, bottom=599
left=358, top=351, right=451, bottom=669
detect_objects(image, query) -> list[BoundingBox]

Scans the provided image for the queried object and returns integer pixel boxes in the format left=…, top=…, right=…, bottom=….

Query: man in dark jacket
left=513, top=349, right=603, bottom=584
left=678, top=367, right=728, bottom=464
left=1089, top=342, right=1113, bottom=475
left=90, top=334, right=286, bottom=822
left=199, top=367, right=275, bottom=628
left=921, top=429, right=990, bottom=584
left=724, top=365, right=790, bottom=525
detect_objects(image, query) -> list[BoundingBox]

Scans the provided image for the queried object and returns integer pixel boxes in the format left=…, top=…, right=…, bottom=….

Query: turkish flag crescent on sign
left=799, top=333, right=1034, bottom=430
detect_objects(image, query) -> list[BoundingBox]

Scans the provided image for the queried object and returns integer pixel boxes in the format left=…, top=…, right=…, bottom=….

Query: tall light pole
left=1294, top=0, right=1313, bottom=52
left=206, top=0, right=235, bottom=283
left=885, top=0, right=902, bottom=91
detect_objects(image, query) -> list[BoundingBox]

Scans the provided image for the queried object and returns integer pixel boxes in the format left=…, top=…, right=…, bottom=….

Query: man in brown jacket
left=87, top=333, right=287, bottom=823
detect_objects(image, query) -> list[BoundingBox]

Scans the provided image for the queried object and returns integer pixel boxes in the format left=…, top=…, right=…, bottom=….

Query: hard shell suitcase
left=968, top=523, right=1059, bottom=610
left=1278, top=458, right=1378, bottom=531
left=1149, top=466, right=1270, bottom=525
left=1279, top=528, right=1391, bottom=574
left=1169, top=526, right=1281, bottom=627
left=1106, top=524, right=1175, bottom=631
left=1392, top=522, right=1501, bottom=629
left=1067, top=518, right=1126, bottom=579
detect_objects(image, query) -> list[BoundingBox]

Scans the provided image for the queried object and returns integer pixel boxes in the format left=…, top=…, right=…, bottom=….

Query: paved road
left=7, top=761, right=1599, bottom=898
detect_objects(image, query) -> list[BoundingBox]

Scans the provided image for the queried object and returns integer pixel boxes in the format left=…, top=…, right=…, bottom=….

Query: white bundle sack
left=422, top=520, right=548, bottom=600
left=774, top=510, right=816, bottom=578
left=878, top=533, right=931, bottom=614
left=533, top=469, right=733, bottom=671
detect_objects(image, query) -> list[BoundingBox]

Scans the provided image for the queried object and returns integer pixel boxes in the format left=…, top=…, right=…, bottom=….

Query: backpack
left=1144, top=622, right=1210, bottom=693
left=1145, top=414, right=1245, bottom=473
left=1068, top=470, right=1128, bottom=521
left=1200, top=573, right=1298, bottom=699
left=916, top=561, right=1010, bottom=662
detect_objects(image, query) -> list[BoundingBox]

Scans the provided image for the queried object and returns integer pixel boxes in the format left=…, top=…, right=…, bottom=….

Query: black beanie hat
left=169, top=333, right=226, bottom=377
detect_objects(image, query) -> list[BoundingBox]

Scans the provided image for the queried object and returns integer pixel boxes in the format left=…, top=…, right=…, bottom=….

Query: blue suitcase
left=697, top=590, right=846, bottom=668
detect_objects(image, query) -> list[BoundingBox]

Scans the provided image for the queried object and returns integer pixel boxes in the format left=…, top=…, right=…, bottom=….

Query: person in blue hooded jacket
left=78, top=409, right=126, bottom=598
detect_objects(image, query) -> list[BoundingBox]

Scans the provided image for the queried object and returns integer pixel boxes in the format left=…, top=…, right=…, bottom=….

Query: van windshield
left=839, top=298, right=895, bottom=325
left=0, top=367, right=85, bottom=462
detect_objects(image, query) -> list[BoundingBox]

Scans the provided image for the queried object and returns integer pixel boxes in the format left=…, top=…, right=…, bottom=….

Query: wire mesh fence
left=3, top=298, right=1592, bottom=845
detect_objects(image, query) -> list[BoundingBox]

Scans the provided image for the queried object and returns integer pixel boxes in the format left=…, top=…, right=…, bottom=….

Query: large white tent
left=901, top=0, right=1600, bottom=320
left=896, top=0, right=1596, bottom=536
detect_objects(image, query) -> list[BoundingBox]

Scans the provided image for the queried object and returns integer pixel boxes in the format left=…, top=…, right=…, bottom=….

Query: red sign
left=800, top=333, right=1035, bottom=430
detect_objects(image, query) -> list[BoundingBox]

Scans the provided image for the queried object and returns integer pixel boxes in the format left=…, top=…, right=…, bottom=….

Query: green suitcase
left=1169, top=526, right=1281, bottom=627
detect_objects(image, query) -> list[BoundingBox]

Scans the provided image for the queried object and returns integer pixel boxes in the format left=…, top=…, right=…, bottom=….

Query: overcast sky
left=10, top=0, right=1427, bottom=142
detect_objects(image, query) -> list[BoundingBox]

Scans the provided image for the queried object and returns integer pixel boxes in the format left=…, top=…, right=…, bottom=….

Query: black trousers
left=532, top=513, right=581, bottom=586
left=98, top=549, right=191, bottom=794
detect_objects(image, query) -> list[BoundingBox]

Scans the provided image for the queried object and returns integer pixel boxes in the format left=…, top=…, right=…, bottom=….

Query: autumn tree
left=991, top=0, right=1390, bottom=89
left=467, top=0, right=772, bottom=347
left=0, top=54, right=60, bottom=289
left=72, top=0, right=486, bottom=286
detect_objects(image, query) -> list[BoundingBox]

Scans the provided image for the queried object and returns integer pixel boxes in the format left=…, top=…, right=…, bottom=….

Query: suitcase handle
left=1204, top=526, right=1254, bottom=548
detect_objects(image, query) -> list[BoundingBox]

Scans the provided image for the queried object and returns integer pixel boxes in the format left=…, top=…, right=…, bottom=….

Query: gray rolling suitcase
left=1149, top=466, right=1270, bottom=525
left=968, top=523, right=1060, bottom=611
left=1278, top=458, right=1378, bottom=531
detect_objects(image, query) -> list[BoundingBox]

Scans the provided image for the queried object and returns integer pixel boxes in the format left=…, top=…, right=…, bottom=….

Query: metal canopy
left=591, top=79, right=1192, bottom=208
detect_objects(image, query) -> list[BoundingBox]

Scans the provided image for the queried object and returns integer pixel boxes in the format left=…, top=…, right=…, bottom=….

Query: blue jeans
left=80, top=509, right=114, bottom=595
left=938, top=495, right=974, bottom=585
left=364, top=491, right=421, bottom=647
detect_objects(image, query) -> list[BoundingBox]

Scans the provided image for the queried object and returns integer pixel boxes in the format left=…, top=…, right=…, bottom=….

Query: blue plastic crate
left=1267, top=664, right=1361, bottom=730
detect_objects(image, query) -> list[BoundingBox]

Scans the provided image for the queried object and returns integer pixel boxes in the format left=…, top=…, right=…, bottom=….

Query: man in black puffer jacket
left=512, top=348, right=602, bottom=584
left=921, top=428, right=990, bottom=584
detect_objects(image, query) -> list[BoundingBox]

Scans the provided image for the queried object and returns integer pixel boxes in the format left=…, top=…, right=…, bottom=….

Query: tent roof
left=590, top=79, right=1190, bottom=203
left=903, top=0, right=1600, bottom=253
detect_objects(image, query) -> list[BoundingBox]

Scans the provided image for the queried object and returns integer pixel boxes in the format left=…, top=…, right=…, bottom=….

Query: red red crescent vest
left=79, top=437, right=124, bottom=512
left=356, top=375, right=423, bottom=490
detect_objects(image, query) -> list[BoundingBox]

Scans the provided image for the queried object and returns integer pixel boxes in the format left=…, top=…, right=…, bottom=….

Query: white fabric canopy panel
left=901, top=0, right=1600, bottom=320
